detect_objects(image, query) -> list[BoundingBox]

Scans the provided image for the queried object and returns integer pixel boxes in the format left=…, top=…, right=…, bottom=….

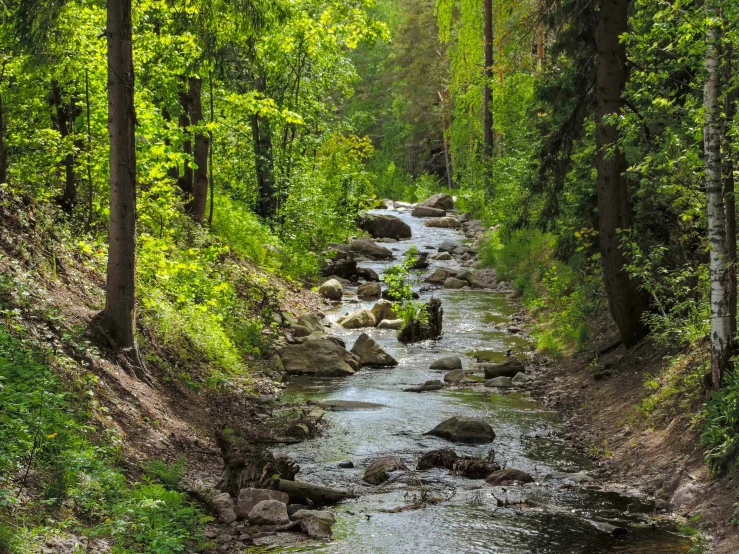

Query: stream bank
left=259, top=200, right=693, bottom=553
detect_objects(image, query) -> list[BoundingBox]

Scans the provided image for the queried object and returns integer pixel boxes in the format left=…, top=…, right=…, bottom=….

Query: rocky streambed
left=255, top=197, right=692, bottom=553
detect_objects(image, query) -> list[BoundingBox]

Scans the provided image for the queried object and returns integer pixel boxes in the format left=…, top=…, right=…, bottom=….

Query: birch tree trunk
left=704, top=3, right=734, bottom=390
left=483, top=0, right=494, bottom=161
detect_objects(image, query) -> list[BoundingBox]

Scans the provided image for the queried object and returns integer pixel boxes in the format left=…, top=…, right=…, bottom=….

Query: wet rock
left=292, top=510, right=336, bottom=539
left=412, top=205, right=446, bottom=218
left=271, top=312, right=283, bottom=326
left=348, top=238, right=394, bottom=260
left=544, top=471, right=594, bottom=483
left=425, top=416, right=495, bottom=444
left=443, top=277, right=467, bottom=289
left=425, top=217, right=462, bottom=229
left=430, top=356, right=462, bottom=370
left=326, top=336, right=347, bottom=349
left=236, top=488, right=290, bottom=519
left=363, top=456, right=409, bottom=485
left=404, top=380, right=444, bottom=392
left=444, top=368, right=466, bottom=384
left=438, top=239, right=463, bottom=253
left=350, top=333, right=398, bottom=367
left=417, top=448, right=459, bottom=470
left=358, top=214, right=412, bottom=239
left=484, top=376, right=513, bottom=388
left=357, top=282, right=382, bottom=298
left=371, top=299, right=397, bottom=323
left=454, top=458, right=500, bottom=479
left=418, top=193, right=454, bottom=210
left=278, top=480, right=353, bottom=505
left=486, top=468, right=534, bottom=486
left=397, top=298, right=443, bottom=343
left=429, top=251, right=452, bottom=261
left=338, top=460, right=354, bottom=469
left=339, top=308, right=377, bottom=329
left=356, top=267, right=380, bottom=282
left=671, top=483, right=700, bottom=508
left=424, top=267, right=458, bottom=285
left=318, top=279, right=343, bottom=300
left=512, top=372, right=530, bottom=385
left=409, top=251, right=430, bottom=269
left=248, top=499, right=290, bottom=526
left=288, top=324, right=312, bottom=338
left=279, top=339, right=359, bottom=376
left=213, top=492, right=237, bottom=523
left=297, top=313, right=325, bottom=334
left=377, top=318, right=403, bottom=330
left=321, top=259, right=357, bottom=280
left=317, top=399, right=387, bottom=410
left=481, top=358, right=525, bottom=378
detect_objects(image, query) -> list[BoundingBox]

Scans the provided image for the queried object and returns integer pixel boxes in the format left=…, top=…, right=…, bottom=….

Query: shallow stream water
left=273, top=208, right=690, bottom=554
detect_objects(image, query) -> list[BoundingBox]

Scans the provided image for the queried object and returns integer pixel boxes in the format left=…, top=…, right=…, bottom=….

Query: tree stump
left=397, top=297, right=443, bottom=343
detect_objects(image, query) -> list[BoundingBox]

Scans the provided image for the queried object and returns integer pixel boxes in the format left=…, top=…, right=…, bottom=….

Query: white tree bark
left=704, top=2, right=734, bottom=390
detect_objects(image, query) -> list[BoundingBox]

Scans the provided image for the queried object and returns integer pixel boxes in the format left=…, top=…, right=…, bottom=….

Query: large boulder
left=377, top=318, right=403, bottom=330
left=339, top=308, right=377, bottom=329
left=443, top=277, right=467, bottom=289
left=277, top=480, right=353, bottom=506
left=425, top=416, right=495, bottom=444
left=484, top=376, right=513, bottom=388
left=371, top=299, right=397, bottom=323
left=358, top=214, right=412, bottom=239
left=481, top=358, right=525, bottom=378
left=213, top=492, right=237, bottom=523
left=363, top=456, right=408, bottom=485
left=351, top=333, right=398, bottom=367
left=444, top=368, right=466, bottom=384
left=486, top=468, right=534, bottom=486
left=279, top=339, right=359, bottom=376
left=318, top=279, right=343, bottom=300
left=236, top=488, right=290, bottom=520
left=297, top=313, right=325, bottom=334
left=247, top=499, right=290, bottom=525
left=356, top=267, right=380, bottom=281
left=425, top=217, right=462, bottom=229
left=430, top=356, right=462, bottom=370
left=357, top=282, right=382, bottom=298
left=321, top=259, right=357, bottom=280
left=291, top=510, right=336, bottom=539
left=419, top=193, right=454, bottom=210
left=424, top=267, right=458, bottom=285
left=439, top=239, right=463, bottom=253
left=412, top=205, right=446, bottom=218
left=348, top=238, right=394, bottom=260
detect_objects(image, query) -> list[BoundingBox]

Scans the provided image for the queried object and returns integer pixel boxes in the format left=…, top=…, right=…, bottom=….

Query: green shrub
left=702, top=370, right=739, bottom=476
left=144, top=457, right=187, bottom=490
left=0, top=523, right=18, bottom=554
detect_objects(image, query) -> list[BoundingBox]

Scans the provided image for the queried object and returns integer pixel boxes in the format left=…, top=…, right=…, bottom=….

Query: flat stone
left=412, top=205, right=446, bottom=218
left=429, top=251, right=452, bottom=261
left=424, top=267, right=458, bottom=285
left=480, top=358, right=525, bottom=378
left=444, top=368, right=466, bottom=384
left=512, top=372, right=530, bottom=385
left=317, top=400, right=387, bottom=410
left=339, top=308, right=377, bottom=329
left=443, top=277, right=467, bottom=289
left=486, top=468, right=534, bottom=486
left=544, top=471, right=594, bottom=483
left=363, top=456, right=409, bottom=485
left=291, top=510, right=336, bottom=539
left=357, top=282, right=382, bottom=298
left=377, top=318, right=403, bottom=330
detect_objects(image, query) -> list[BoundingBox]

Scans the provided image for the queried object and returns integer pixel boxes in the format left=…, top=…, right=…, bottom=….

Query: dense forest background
left=2, top=0, right=739, bottom=551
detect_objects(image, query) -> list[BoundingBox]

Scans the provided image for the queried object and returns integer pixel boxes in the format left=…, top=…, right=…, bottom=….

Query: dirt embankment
left=527, top=317, right=739, bottom=553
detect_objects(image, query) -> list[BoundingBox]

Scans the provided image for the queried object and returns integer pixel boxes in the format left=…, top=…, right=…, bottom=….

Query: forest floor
left=529, top=313, right=739, bottom=553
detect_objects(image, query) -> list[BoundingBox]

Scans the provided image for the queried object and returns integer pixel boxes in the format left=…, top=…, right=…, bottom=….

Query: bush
left=702, top=370, right=739, bottom=476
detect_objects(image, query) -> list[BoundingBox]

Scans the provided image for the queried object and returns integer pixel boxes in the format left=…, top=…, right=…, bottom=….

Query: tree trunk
left=85, top=69, right=94, bottom=231
left=595, top=0, right=647, bottom=347
left=177, top=85, right=194, bottom=200
left=253, top=72, right=276, bottom=220
left=483, top=0, right=494, bottom=160
left=51, top=80, right=78, bottom=213
left=0, top=90, right=7, bottom=186
left=723, top=45, right=737, bottom=340
left=188, top=77, right=208, bottom=222
left=208, top=74, right=215, bottom=226
left=103, top=0, right=146, bottom=378
left=162, top=106, right=180, bottom=182
left=438, top=90, right=453, bottom=189
left=704, top=3, right=734, bottom=389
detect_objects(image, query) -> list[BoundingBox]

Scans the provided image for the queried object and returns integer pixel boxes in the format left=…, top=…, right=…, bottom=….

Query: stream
left=274, top=207, right=691, bottom=553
